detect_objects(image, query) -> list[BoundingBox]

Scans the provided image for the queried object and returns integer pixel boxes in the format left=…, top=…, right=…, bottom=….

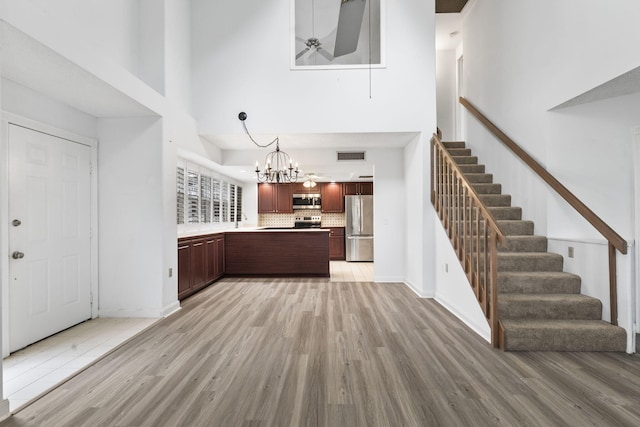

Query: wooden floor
left=3, top=278, right=640, bottom=426
left=329, top=261, right=374, bottom=282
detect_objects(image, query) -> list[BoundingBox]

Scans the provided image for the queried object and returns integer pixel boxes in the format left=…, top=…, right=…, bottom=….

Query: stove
left=294, top=215, right=322, bottom=228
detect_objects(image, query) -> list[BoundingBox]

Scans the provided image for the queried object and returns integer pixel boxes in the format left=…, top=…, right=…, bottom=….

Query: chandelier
left=239, top=112, right=299, bottom=184
left=255, top=141, right=299, bottom=183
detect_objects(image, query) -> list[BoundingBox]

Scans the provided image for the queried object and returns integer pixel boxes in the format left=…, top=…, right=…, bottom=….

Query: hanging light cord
left=369, top=0, right=372, bottom=99
left=239, top=112, right=278, bottom=148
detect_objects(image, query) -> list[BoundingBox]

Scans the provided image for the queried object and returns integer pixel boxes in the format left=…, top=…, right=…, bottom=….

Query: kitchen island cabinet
left=225, top=229, right=330, bottom=277
left=177, top=233, right=225, bottom=300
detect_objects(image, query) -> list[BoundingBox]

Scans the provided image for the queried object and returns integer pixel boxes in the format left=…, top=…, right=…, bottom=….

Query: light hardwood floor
left=2, top=278, right=640, bottom=426
left=330, top=261, right=374, bottom=282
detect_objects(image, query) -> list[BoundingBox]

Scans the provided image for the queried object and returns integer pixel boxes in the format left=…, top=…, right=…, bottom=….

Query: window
left=187, top=169, right=199, bottom=224
left=221, top=181, right=229, bottom=222
left=176, top=167, right=185, bottom=224
left=230, top=184, right=236, bottom=224
left=176, top=160, right=243, bottom=227
left=236, top=186, right=243, bottom=222
left=201, top=175, right=212, bottom=223
left=212, top=179, right=221, bottom=223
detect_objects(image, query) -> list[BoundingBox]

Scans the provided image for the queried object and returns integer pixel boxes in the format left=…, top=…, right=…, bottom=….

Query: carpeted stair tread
left=487, top=206, right=522, bottom=220
left=498, top=271, right=581, bottom=294
left=501, top=319, right=627, bottom=352
left=465, top=173, right=494, bottom=184
left=443, top=141, right=466, bottom=149
left=499, top=294, right=602, bottom=320
left=452, top=156, right=478, bottom=165
left=497, top=252, right=563, bottom=271
left=466, top=235, right=547, bottom=252
left=447, top=148, right=472, bottom=156
left=479, top=194, right=511, bottom=206
left=458, top=164, right=486, bottom=173
left=472, top=183, right=502, bottom=194
left=496, top=220, right=534, bottom=235
left=499, top=235, right=547, bottom=252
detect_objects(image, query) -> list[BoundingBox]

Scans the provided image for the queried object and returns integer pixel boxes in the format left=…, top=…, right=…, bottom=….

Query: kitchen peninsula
left=224, top=228, right=330, bottom=277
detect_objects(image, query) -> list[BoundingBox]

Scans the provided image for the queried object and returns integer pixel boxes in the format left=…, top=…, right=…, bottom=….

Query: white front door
left=8, top=124, right=92, bottom=353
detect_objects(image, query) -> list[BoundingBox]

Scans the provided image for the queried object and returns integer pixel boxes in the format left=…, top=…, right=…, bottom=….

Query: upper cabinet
left=320, top=182, right=344, bottom=213
left=344, top=182, right=373, bottom=196
left=258, top=183, right=293, bottom=213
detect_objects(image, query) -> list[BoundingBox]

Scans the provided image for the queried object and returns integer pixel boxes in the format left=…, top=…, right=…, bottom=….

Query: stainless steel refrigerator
left=345, top=195, right=374, bottom=262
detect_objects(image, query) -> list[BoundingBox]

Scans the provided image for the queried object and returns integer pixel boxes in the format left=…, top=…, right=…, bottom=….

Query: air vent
left=359, top=175, right=373, bottom=179
left=337, top=151, right=366, bottom=161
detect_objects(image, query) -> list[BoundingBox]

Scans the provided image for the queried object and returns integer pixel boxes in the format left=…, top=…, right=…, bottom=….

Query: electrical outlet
left=169, top=268, right=173, bottom=277
left=568, top=247, right=574, bottom=258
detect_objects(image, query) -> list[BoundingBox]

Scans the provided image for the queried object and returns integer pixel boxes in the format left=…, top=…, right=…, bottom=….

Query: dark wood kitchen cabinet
left=320, top=182, right=344, bottom=213
left=325, top=227, right=345, bottom=260
left=177, top=233, right=225, bottom=300
left=344, top=182, right=373, bottom=196
left=258, top=183, right=293, bottom=213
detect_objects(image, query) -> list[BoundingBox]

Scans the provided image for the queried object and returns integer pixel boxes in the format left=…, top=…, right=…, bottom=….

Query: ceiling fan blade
left=296, top=47, right=311, bottom=60
left=317, top=47, right=334, bottom=62
left=334, top=0, right=367, bottom=57
left=296, top=36, right=308, bottom=44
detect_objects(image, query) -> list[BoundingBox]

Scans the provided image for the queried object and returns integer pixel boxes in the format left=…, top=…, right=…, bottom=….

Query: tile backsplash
left=259, top=213, right=295, bottom=228
left=321, top=213, right=346, bottom=227
left=258, top=211, right=346, bottom=228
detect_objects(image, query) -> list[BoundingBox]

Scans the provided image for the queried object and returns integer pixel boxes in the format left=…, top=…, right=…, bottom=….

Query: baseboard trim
left=374, top=275, right=405, bottom=283
left=161, top=301, right=181, bottom=318
left=435, top=294, right=491, bottom=343
left=0, top=399, right=10, bottom=422
left=402, top=280, right=432, bottom=298
left=98, top=308, right=164, bottom=318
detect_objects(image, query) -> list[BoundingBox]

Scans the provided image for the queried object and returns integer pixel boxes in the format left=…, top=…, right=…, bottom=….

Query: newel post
left=608, top=243, right=618, bottom=326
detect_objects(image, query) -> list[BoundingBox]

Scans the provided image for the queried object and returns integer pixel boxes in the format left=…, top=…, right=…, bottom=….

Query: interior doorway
left=7, top=124, right=92, bottom=353
left=456, top=54, right=464, bottom=140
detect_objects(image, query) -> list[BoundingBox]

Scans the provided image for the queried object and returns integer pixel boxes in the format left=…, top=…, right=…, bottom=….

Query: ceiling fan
left=295, top=0, right=368, bottom=65
left=295, top=35, right=334, bottom=62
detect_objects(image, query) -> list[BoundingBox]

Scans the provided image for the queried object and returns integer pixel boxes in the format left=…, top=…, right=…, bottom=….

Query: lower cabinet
left=177, top=233, right=225, bottom=300
left=326, top=227, right=345, bottom=260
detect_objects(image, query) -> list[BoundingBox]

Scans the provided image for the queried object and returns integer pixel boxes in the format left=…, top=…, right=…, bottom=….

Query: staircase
left=443, top=140, right=627, bottom=352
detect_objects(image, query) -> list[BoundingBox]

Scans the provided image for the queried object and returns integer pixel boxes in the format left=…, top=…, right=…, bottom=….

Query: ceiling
left=436, top=0, right=469, bottom=14
left=200, top=131, right=420, bottom=183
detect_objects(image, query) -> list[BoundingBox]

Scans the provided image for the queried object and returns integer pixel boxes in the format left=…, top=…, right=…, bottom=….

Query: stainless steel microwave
left=292, top=193, right=321, bottom=210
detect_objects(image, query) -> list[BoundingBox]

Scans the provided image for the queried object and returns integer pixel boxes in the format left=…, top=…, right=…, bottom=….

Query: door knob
left=11, top=251, right=24, bottom=259
left=12, top=219, right=21, bottom=227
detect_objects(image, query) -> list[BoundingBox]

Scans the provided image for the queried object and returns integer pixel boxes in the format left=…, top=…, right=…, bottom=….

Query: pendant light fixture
left=238, top=112, right=299, bottom=183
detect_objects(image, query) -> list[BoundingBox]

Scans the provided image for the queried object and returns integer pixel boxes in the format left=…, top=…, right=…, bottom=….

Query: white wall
left=1, top=79, right=97, bottom=139
left=368, top=148, right=406, bottom=282
left=462, top=0, right=640, bottom=239
left=164, top=0, right=192, bottom=114
left=190, top=0, right=435, bottom=135
left=3, top=0, right=140, bottom=77
left=138, top=0, right=166, bottom=95
left=436, top=50, right=457, bottom=141
left=434, top=216, right=490, bottom=341
left=97, top=117, right=178, bottom=318
left=404, top=134, right=434, bottom=296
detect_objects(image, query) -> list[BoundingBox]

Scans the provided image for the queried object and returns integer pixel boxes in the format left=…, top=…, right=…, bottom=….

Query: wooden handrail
left=460, top=96, right=628, bottom=255
left=431, top=133, right=506, bottom=346
left=460, top=96, right=626, bottom=326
